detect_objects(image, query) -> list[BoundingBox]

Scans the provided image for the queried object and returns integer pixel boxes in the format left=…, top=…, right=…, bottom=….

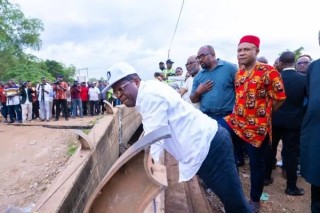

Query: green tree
left=3, top=60, right=54, bottom=83
left=0, top=0, right=44, bottom=53
left=45, top=59, right=76, bottom=82
left=0, top=0, right=44, bottom=79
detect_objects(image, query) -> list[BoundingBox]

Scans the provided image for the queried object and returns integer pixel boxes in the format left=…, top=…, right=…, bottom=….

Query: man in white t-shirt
left=180, top=55, right=200, bottom=108
left=104, top=62, right=250, bottom=213
left=88, top=82, right=100, bottom=116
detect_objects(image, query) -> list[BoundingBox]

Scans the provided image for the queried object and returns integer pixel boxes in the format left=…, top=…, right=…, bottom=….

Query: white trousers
left=21, top=103, right=33, bottom=121
left=39, top=101, right=50, bottom=120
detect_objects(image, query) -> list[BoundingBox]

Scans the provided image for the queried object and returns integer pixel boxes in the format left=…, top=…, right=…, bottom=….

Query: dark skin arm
left=272, top=99, right=285, bottom=112
left=190, top=80, right=214, bottom=103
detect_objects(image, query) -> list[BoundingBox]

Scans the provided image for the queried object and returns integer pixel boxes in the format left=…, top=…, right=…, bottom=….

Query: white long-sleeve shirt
left=37, top=83, right=53, bottom=102
left=135, top=80, right=218, bottom=182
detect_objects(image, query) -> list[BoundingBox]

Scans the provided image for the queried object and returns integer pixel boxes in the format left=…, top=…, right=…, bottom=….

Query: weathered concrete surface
left=33, top=106, right=142, bottom=213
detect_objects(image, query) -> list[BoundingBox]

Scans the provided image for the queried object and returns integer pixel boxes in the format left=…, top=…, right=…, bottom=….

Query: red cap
left=239, top=35, right=260, bottom=48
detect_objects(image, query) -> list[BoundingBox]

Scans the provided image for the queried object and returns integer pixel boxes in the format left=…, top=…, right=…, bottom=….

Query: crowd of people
left=108, top=32, right=318, bottom=212
left=0, top=75, right=116, bottom=124
left=1, top=31, right=319, bottom=212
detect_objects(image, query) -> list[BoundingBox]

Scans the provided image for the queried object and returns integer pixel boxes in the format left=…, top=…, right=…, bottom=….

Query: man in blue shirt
left=190, top=45, right=237, bottom=122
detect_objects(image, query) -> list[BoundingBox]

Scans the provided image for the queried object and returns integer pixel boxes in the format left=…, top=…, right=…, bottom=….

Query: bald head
left=185, top=55, right=200, bottom=77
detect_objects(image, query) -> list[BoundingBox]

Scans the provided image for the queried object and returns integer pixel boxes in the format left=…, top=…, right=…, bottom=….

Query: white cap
left=102, top=62, right=137, bottom=93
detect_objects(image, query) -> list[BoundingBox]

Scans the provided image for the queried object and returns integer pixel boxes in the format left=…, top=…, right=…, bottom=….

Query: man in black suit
left=272, top=51, right=306, bottom=196
left=20, top=81, right=34, bottom=123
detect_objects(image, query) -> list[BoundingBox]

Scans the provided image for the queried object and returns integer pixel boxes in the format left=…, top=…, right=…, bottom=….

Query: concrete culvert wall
left=33, top=106, right=142, bottom=213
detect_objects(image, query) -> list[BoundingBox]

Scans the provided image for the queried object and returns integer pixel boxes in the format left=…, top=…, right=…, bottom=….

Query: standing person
left=295, top=54, right=312, bottom=74
left=80, top=82, right=89, bottom=116
left=0, top=82, right=8, bottom=123
left=267, top=51, right=306, bottom=195
left=257, top=56, right=268, bottom=64
left=300, top=30, right=320, bottom=212
left=31, top=82, right=39, bottom=120
left=180, top=55, right=200, bottom=108
left=159, top=61, right=165, bottom=72
left=5, top=80, right=22, bottom=123
left=70, top=81, right=83, bottom=118
left=162, top=59, right=175, bottom=81
left=222, top=35, right=286, bottom=212
left=52, top=75, right=69, bottom=121
left=104, top=62, right=251, bottom=213
left=88, top=82, right=100, bottom=116
left=98, top=80, right=106, bottom=115
left=19, top=81, right=33, bottom=123
left=37, top=77, right=53, bottom=121
left=190, top=45, right=237, bottom=122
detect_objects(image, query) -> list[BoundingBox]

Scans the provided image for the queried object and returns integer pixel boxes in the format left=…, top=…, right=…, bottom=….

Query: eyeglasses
left=185, top=61, right=196, bottom=67
left=196, top=53, right=210, bottom=60
left=297, top=61, right=310, bottom=65
left=114, top=80, right=132, bottom=97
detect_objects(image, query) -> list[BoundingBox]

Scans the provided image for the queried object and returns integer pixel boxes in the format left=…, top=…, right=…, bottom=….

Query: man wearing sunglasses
left=190, top=45, right=237, bottom=123
left=104, top=62, right=251, bottom=213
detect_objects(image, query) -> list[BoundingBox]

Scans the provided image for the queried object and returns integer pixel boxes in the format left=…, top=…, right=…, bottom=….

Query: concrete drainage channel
left=10, top=105, right=215, bottom=213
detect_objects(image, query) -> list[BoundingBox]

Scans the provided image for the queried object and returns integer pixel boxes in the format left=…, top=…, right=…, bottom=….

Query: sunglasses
left=196, top=53, right=210, bottom=60
left=114, top=80, right=132, bottom=97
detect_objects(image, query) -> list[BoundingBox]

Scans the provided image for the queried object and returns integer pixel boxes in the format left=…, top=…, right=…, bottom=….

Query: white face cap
left=103, top=62, right=137, bottom=93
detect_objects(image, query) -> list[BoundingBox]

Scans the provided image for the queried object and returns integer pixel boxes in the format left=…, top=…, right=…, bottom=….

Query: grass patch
left=82, top=129, right=90, bottom=134
left=67, top=143, right=78, bottom=156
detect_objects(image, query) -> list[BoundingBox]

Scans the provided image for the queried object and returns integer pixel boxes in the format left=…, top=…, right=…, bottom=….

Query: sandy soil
left=0, top=117, right=95, bottom=212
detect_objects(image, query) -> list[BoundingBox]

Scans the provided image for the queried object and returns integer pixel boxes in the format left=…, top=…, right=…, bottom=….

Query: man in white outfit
left=103, top=62, right=251, bottom=213
left=37, top=77, right=52, bottom=121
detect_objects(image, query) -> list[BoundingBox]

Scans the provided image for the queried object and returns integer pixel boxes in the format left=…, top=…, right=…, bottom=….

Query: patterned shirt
left=225, top=63, right=286, bottom=147
left=53, top=81, right=68, bottom=100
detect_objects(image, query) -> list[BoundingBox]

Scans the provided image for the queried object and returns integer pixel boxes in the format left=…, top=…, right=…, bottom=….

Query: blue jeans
left=71, top=98, right=83, bottom=117
left=220, top=118, right=268, bottom=202
left=197, top=126, right=251, bottom=213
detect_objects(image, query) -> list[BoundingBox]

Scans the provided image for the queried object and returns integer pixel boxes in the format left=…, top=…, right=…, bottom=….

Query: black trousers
left=89, top=100, right=99, bottom=116
left=55, top=99, right=68, bottom=119
left=312, top=185, right=320, bottom=213
left=272, top=127, right=300, bottom=189
left=82, top=101, right=88, bottom=116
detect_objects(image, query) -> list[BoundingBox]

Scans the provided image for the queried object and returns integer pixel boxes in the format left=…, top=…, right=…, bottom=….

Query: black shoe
left=54, top=118, right=59, bottom=121
left=264, top=177, right=274, bottom=186
left=285, top=187, right=305, bottom=196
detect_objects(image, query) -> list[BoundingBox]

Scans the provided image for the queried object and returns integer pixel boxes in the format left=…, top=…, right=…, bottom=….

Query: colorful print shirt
left=225, top=63, right=286, bottom=147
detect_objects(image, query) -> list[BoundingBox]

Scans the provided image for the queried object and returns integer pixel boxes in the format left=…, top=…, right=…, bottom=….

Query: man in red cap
left=220, top=35, right=287, bottom=212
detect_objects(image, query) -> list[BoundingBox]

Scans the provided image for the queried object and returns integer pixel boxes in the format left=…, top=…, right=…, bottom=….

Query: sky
left=11, top=0, right=320, bottom=80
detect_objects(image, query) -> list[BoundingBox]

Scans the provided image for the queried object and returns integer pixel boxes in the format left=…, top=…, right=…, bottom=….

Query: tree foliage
left=0, top=0, right=76, bottom=83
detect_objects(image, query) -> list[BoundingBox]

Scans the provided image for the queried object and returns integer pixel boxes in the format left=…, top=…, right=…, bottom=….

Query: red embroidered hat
left=239, top=35, right=260, bottom=48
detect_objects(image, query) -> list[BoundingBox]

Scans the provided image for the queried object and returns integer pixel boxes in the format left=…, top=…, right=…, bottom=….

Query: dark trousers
left=82, top=100, right=88, bottom=116
left=197, top=126, right=250, bottom=213
left=312, top=185, right=320, bottom=213
left=8, top=104, right=22, bottom=122
left=89, top=100, right=99, bottom=116
left=220, top=118, right=268, bottom=202
left=273, top=127, right=300, bottom=189
left=32, top=100, right=39, bottom=119
left=99, top=99, right=106, bottom=114
left=55, top=99, right=68, bottom=119
left=52, top=99, right=56, bottom=117
left=264, top=127, right=282, bottom=180
left=1, top=102, right=8, bottom=119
